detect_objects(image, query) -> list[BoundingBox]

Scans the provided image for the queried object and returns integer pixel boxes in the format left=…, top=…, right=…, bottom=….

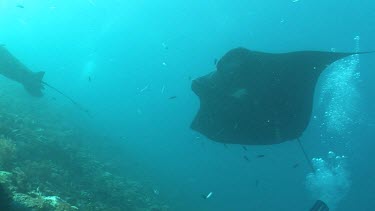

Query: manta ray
left=0, top=45, right=45, bottom=97
left=0, top=45, right=89, bottom=114
left=191, top=47, right=371, bottom=145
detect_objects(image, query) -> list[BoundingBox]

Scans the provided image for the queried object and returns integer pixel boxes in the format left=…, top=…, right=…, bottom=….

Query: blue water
left=1, top=1, right=375, bottom=210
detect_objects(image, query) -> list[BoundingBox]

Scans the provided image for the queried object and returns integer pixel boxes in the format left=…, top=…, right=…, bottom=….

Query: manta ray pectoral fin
left=0, top=46, right=45, bottom=97
left=23, top=71, right=45, bottom=97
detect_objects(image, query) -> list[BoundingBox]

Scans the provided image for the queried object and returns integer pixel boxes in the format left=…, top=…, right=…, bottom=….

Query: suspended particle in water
left=162, top=42, right=169, bottom=50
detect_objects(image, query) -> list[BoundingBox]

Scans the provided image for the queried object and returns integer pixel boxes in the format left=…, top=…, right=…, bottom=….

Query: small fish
left=214, top=58, right=218, bottom=65
left=243, top=155, right=250, bottom=162
left=202, top=192, right=213, bottom=199
left=256, top=155, right=265, bottom=158
left=162, top=42, right=169, bottom=50
left=188, top=76, right=192, bottom=81
left=88, top=76, right=91, bottom=82
left=242, top=145, right=248, bottom=151
left=223, top=144, right=228, bottom=149
left=255, top=179, right=259, bottom=187
left=168, top=96, right=177, bottom=100
left=16, top=4, right=25, bottom=8
left=88, top=0, right=96, bottom=6
left=139, top=84, right=149, bottom=93
left=292, top=163, right=299, bottom=168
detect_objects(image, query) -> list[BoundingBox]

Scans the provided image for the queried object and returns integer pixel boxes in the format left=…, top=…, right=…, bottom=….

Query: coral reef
left=0, top=80, right=168, bottom=210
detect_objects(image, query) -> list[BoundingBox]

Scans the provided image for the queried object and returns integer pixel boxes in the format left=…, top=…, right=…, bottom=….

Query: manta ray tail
left=297, top=138, right=315, bottom=172
left=42, top=81, right=90, bottom=115
left=23, top=71, right=45, bottom=97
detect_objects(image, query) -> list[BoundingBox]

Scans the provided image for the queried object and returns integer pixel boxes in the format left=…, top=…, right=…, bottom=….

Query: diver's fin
left=310, top=200, right=329, bottom=211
